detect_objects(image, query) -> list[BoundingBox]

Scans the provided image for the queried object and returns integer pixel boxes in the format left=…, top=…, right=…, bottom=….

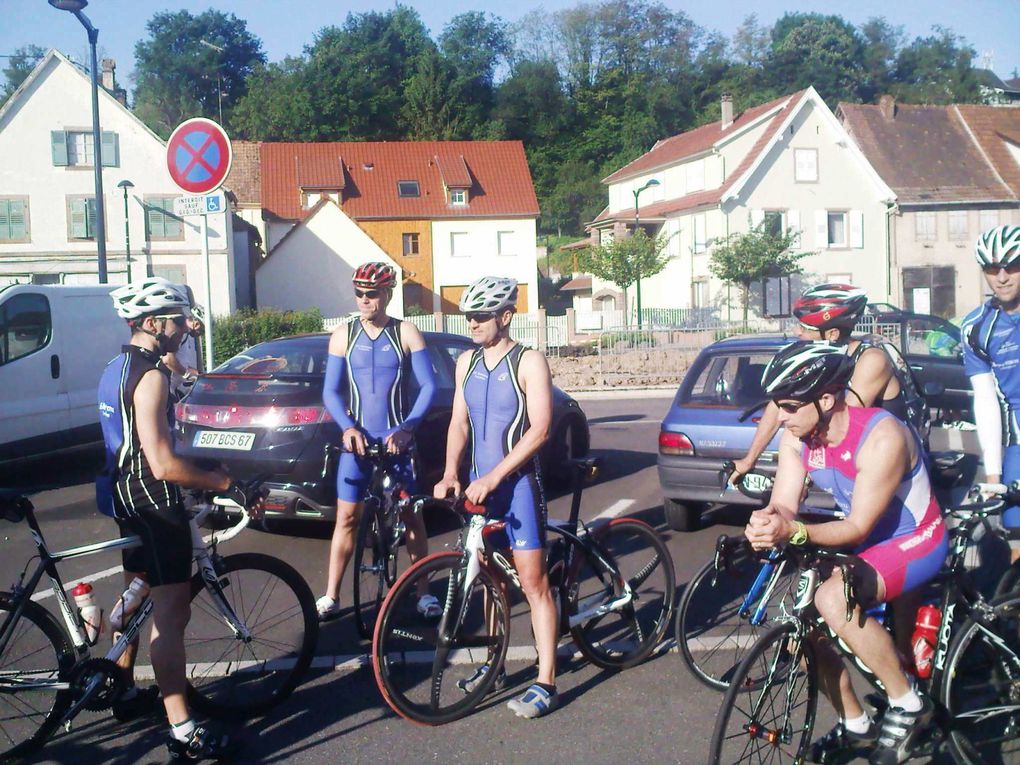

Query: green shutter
left=164, top=201, right=183, bottom=238
left=8, top=200, right=26, bottom=240
left=51, top=131, right=68, bottom=166
left=147, top=200, right=165, bottom=239
left=101, top=131, right=119, bottom=167
left=0, top=201, right=9, bottom=240
left=85, top=198, right=97, bottom=238
left=70, top=199, right=88, bottom=238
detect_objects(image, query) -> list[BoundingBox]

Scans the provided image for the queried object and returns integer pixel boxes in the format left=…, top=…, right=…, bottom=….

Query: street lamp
left=632, top=178, right=660, bottom=329
left=117, top=180, right=134, bottom=281
left=49, top=0, right=108, bottom=283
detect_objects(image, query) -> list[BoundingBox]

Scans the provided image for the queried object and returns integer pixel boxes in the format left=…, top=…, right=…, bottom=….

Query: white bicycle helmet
left=459, top=277, right=518, bottom=313
left=111, top=277, right=192, bottom=320
left=975, top=225, right=1020, bottom=268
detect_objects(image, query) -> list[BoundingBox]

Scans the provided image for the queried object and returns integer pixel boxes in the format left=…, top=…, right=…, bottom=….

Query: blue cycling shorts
left=336, top=451, right=416, bottom=504
left=480, top=470, right=546, bottom=551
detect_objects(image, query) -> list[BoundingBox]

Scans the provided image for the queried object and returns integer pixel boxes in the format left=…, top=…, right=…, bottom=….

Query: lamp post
left=117, top=180, right=134, bottom=281
left=632, top=178, right=660, bottom=329
left=49, top=0, right=108, bottom=283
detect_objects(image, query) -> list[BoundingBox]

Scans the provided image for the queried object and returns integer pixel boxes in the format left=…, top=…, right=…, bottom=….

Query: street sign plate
left=166, top=118, right=232, bottom=194
left=173, top=191, right=226, bottom=218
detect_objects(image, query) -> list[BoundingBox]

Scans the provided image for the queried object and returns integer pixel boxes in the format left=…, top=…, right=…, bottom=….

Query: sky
left=4, top=0, right=1020, bottom=89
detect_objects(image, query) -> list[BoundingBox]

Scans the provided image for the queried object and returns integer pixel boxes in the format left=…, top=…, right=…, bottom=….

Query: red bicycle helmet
left=792, top=283, right=867, bottom=331
left=352, top=262, right=397, bottom=289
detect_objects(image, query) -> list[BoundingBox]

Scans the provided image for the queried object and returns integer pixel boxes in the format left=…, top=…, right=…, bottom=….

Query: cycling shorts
left=858, top=514, right=948, bottom=601
left=336, top=450, right=416, bottom=504
left=482, top=471, right=546, bottom=551
left=116, top=500, right=193, bottom=587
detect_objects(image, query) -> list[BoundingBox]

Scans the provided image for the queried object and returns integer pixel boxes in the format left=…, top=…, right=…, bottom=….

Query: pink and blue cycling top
left=345, top=318, right=408, bottom=439
left=801, top=407, right=941, bottom=550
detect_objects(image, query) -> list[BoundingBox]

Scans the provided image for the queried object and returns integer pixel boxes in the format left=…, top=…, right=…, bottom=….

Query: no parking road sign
left=166, top=118, right=232, bottom=194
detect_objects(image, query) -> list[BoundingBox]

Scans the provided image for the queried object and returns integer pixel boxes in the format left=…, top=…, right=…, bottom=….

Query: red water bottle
left=72, top=582, right=103, bottom=645
left=911, top=604, right=941, bottom=679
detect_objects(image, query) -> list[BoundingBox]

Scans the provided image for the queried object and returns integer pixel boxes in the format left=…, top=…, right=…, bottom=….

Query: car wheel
left=545, top=416, right=588, bottom=489
left=663, top=498, right=702, bottom=532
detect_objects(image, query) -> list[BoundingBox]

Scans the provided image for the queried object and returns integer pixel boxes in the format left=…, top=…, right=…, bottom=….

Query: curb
left=567, top=387, right=676, bottom=401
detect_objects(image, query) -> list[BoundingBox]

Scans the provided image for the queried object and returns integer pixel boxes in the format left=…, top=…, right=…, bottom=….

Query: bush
left=405, top=304, right=431, bottom=317
left=211, top=307, right=324, bottom=367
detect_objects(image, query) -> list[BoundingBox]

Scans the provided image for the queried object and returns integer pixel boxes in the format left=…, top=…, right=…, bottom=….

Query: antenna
left=982, top=50, right=994, bottom=71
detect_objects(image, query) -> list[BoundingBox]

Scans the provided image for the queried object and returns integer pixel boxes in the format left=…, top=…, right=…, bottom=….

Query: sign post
left=166, top=118, right=232, bottom=371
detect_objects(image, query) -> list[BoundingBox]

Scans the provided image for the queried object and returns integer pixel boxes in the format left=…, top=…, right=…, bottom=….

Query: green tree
left=859, top=18, right=904, bottom=102
left=708, top=224, right=810, bottom=323
left=580, top=230, right=670, bottom=320
left=438, top=11, right=510, bottom=136
left=892, top=27, right=980, bottom=104
left=401, top=49, right=465, bottom=140
left=231, top=58, right=315, bottom=141
left=133, top=10, right=265, bottom=136
left=2, top=45, right=45, bottom=103
left=767, top=13, right=866, bottom=104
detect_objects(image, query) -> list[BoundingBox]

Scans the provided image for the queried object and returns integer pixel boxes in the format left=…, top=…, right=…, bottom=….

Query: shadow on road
left=0, top=446, right=104, bottom=493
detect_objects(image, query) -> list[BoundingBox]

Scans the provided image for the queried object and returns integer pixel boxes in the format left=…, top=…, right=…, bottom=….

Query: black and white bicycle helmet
left=111, top=277, right=192, bottom=320
left=975, top=225, right=1020, bottom=268
left=459, top=277, right=518, bottom=313
left=761, top=341, right=853, bottom=400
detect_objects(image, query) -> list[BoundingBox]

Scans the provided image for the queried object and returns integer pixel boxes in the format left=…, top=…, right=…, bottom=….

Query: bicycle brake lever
left=840, top=564, right=857, bottom=624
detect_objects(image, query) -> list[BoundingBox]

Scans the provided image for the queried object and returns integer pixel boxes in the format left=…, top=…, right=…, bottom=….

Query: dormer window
left=450, top=189, right=468, bottom=205
left=397, top=180, right=420, bottom=198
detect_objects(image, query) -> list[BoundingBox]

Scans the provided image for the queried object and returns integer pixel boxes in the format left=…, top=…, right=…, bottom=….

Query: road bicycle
left=0, top=485, right=317, bottom=763
left=371, top=458, right=676, bottom=725
left=708, top=481, right=1020, bottom=765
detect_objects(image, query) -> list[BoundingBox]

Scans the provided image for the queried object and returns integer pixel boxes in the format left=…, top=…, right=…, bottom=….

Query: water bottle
left=110, top=577, right=150, bottom=631
left=911, top=603, right=942, bottom=679
left=72, top=582, right=103, bottom=645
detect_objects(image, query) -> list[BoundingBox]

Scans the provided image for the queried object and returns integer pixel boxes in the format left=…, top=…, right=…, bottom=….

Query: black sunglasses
left=982, top=262, right=1020, bottom=276
left=465, top=311, right=496, bottom=323
left=775, top=399, right=812, bottom=414
left=154, top=314, right=188, bottom=327
left=354, top=289, right=381, bottom=299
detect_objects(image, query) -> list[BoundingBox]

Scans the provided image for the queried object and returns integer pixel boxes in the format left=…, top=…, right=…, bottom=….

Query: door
left=902, top=266, right=955, bottom=318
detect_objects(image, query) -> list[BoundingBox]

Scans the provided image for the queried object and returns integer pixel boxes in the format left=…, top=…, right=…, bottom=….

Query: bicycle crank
left=68, top=657, right=125, bottom=712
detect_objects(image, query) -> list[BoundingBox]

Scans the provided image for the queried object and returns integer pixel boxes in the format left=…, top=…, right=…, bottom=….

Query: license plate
left=193, top=430, right=256, bottom=451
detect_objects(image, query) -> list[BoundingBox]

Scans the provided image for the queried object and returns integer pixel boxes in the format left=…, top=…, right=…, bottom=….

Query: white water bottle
left=110, top=577, right=149, bottom=631
left=72, top=582, right=103, bottom=645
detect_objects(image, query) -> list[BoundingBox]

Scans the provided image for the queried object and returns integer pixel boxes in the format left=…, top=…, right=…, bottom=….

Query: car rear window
left=680, top=351, right=775, bottom=408
left=213, top=336, right=328, bottom=375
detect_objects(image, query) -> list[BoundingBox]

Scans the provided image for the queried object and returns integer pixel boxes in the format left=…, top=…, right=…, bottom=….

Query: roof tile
left=954, top=105, right=1020, bottom=199
left=225, top=141, right=261, bottom=206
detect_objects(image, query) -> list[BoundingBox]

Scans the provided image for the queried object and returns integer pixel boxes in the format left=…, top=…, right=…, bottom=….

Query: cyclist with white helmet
left=962, top=224, right=1020, bottom=560
left=317, top=262, right=438, bottom=622
left=434, top=276, right=559, bottom=719
left=746, top=341, right=946, bottom=765
left=97, top=277, right=259, bottom=760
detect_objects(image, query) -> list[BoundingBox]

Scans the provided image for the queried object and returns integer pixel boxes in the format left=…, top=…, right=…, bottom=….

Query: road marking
left=592, top=499, right=634, bottom=521
left=589, top=419, right=660, bottom=427
left=31, top=564, right=125, bottom=602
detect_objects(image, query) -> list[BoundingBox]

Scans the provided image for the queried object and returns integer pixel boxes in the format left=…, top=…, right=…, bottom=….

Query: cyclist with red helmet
left=317, top=262, right=438, bottom=622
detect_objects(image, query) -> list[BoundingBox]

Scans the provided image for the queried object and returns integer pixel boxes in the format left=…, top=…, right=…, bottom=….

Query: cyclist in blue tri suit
left=963, top=225, right=1020, bottom=562
left=317, top=262, right=437, bottom=622
left=434, top=276, right=559, bottom=719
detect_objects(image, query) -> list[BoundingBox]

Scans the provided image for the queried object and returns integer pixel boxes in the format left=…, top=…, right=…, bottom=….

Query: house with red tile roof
left=839, top=98, right=1020, bottom=317
left=251, top=140, right=540, bottom=318
left=588, top=88, right=895, bottom=320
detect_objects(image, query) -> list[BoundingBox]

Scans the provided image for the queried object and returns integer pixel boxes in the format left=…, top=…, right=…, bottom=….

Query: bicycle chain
left=70, top=657, right=125, bottom=711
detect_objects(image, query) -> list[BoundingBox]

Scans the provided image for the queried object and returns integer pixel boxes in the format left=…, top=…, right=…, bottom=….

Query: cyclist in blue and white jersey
left=317, top=262, right=438, bottom=622
left=962, top=225, right=1020, bottom=561
left=434, top=276, right=559, bottom=719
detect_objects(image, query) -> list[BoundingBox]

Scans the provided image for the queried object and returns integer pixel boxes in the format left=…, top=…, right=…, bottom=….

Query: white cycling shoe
left=316, top=595, right=341, bottom=622
left=416, top=594, right=442, bottom=619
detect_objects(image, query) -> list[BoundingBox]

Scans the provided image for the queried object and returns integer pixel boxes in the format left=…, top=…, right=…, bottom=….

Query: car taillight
left=659, top=431, right=694, bottom=456
left=176, top=404, right=331, bottom=427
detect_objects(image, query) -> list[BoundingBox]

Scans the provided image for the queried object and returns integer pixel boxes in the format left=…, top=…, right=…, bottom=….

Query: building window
left=31, top=274, right=61, bottom=285
left=692, top=213, right=707, bottom=253
left=397, top=180, right=420, bottom=198
left=979, top=210, right=999, bottom=234
left=450, top=232, right=469, bottom=257
left=67, top=196, right=101, bottom=240
left=152, top=265, right=187, bottom=284
left=762, top=211, right=785, bottom=237
left=497, top=231, right=515, bottom=257
left=915, top=211, right=937, bottom=242
left=948, top=210, right=969, bottom=241
left=145, top=197, right=184, bottom=241
left=0, top=198, right=30, bottom=243
left=402, top=232, right=420, bottom=257
left=51, top=130, right=119, bottom=168
left=794, top=149, right=818, bottom=182
left=450, top=189, right=467, bottom=205
left=827, top=212, right=848, bottom=248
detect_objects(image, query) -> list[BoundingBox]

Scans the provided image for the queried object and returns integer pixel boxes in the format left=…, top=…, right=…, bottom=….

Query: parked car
left=175, top=332, right=590, bottom=521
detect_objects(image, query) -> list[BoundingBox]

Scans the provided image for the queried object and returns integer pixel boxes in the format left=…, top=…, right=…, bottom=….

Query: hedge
left=210, top=307, right=324, bottom=367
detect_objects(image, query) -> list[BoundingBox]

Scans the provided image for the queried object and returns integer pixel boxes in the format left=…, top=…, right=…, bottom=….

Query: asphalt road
left=0, top=396, right=980, bottom=765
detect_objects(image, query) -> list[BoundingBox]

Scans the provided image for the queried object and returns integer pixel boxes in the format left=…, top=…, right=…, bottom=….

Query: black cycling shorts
left=117, top=501, right=192, bottom=587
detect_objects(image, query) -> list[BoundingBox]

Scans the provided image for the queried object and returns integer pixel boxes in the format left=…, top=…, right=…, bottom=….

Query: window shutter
left=751, top=209, right=765, bottom=229
left=147, top=201, right=165, bottom=239
left=51, top=131, right=68, bottom=166
left=70, top=199, right=88, bottom=238
left=8, top=200, right=26, bottom=240
left=850, top=211, right=864, bottom=249
left=85, top=198, right=98, bottom=238
left=0, top=201, right=9, bottom=239
left=815, top=210, right=828, bottom=249
left=788, top=210, right=801, bottom=247
left=164, top=201, right=183, bottom=238
left=101, top=131, right=119, bottom=167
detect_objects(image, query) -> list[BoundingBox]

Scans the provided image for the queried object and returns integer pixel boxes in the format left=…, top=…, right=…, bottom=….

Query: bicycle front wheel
left=0, top=595, right=75, bottom=763
left=354, top=504, right=398, bottom=640
left=372, top=551, right=510, bottom=725
left=568, top=517, right=676, bottom=670
left=184, top=553, right=317, bottom=719
left=941, top=592, right=1020, bottom=765
left=708, top=621, right=817, bottom=765
left=676, top=546, right=795, bottom=691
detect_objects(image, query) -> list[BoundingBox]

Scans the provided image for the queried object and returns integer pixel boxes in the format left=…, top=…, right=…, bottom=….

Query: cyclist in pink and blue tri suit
left=745, top=341, right=947, bottom=765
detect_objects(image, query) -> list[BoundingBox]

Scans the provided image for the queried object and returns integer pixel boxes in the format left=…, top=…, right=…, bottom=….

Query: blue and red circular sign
left=166, top=118, right=232, bottom=194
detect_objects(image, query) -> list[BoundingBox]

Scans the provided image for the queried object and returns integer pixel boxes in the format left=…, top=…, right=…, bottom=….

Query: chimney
left=879, top=94, right=896, bottom=121
left=721, top=94, right=734, bottom=130
left=101, top=58, right=116, bottom=91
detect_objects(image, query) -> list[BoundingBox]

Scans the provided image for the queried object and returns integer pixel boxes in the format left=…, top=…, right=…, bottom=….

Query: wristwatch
left=789, top=520, right=808, bottom=546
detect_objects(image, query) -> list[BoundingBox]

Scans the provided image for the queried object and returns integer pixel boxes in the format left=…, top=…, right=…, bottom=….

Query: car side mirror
left=923, top=381, right=945, bottom=397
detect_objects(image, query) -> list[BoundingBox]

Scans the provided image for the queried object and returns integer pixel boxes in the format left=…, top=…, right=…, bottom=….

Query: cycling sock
left=843, top=711, right=872, bottom=734
left=887, top=688, right=923, bottom=713
left=170, top=718, right=196, bottom=742
left=535, top=682, right=557, bottom=695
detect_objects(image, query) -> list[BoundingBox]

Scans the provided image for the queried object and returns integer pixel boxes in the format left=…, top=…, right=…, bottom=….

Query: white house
left=0, top=50, right=243, bottom=315
left=589, top=88, right=895, bottom=320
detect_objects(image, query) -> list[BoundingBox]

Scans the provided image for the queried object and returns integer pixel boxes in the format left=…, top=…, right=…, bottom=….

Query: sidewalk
left=567, top=386, right=677, bottom=401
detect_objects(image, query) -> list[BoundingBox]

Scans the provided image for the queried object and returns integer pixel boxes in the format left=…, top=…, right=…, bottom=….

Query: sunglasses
left=982, top=262, right=1020, bottom=276
left=354, top=289, right=381, bottom=299
left=154, top=314, right=188, bottom=327
left=465, top=311, right=496, bottom=323
left=775, top=399, right=812, bottom=414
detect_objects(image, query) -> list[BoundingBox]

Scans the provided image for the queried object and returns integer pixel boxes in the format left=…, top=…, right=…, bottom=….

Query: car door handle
left=50, top=354, right=60, bottom=379
left=909, top=364, right=923, bottom=371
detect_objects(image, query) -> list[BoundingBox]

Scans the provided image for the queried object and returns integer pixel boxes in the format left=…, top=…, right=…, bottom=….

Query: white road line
left=31, top=564, right=125, bottom=602
left=592, top=499, right=634, bottom=521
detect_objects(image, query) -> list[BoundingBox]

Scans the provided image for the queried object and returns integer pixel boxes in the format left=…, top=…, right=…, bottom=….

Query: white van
left=0, top=284, right=129, bottom=465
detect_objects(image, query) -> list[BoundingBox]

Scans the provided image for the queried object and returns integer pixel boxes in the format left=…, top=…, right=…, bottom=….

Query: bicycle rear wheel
left=676, top=545, right=795, bottom=691
left=568, top=517, right=676, bottom=670
left=708, top=621, right=817, bottom=765
left=354, top=503, right=398, bottom=640
left=941, top=592, right=1020, bottom=765
left=0, top=595, right=75, bottom=763
left=372, top=551, right=510, bottom=725
left=184, top=553, right=317, bottom=719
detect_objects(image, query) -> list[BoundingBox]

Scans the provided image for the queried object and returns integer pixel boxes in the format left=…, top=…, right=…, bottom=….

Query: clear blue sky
left=4, top=0, right=1019, bottom=88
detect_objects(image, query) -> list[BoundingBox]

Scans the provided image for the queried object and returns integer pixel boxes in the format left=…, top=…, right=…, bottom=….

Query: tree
left=708, top=224, right=810, bottom=323
left=580, top=230, right=671, bottom=319
left=892, top=27, right=980, bottom=104
left=133, top=10, right=265, bottom=136
left=401, top=49, right=465, bottom=140
left=767, top=13, right=866, bottom=104
left=2, top=45, right=45, bottom=104
left=859, top=18, right=904, bottom=102
left=231, top=58, right=315, bottom=141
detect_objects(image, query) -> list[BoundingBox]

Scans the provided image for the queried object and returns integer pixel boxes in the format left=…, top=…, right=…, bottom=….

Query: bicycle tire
left=992, top=560, right=1020, bottom=598
left=708, top=621, right=817, bottom=765
left=940, top=592, right=1020, bottom=765
left=354, top=503, right=397, bottom=640
left=0, top=593, right=75, bottom=763
left=372, top=551, right=510, bottom=726
left=676, top=545, right=795, bottom=692
left=184, top=553, right=317, bottom=719
left=567, top=518, right=676, bottom=670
